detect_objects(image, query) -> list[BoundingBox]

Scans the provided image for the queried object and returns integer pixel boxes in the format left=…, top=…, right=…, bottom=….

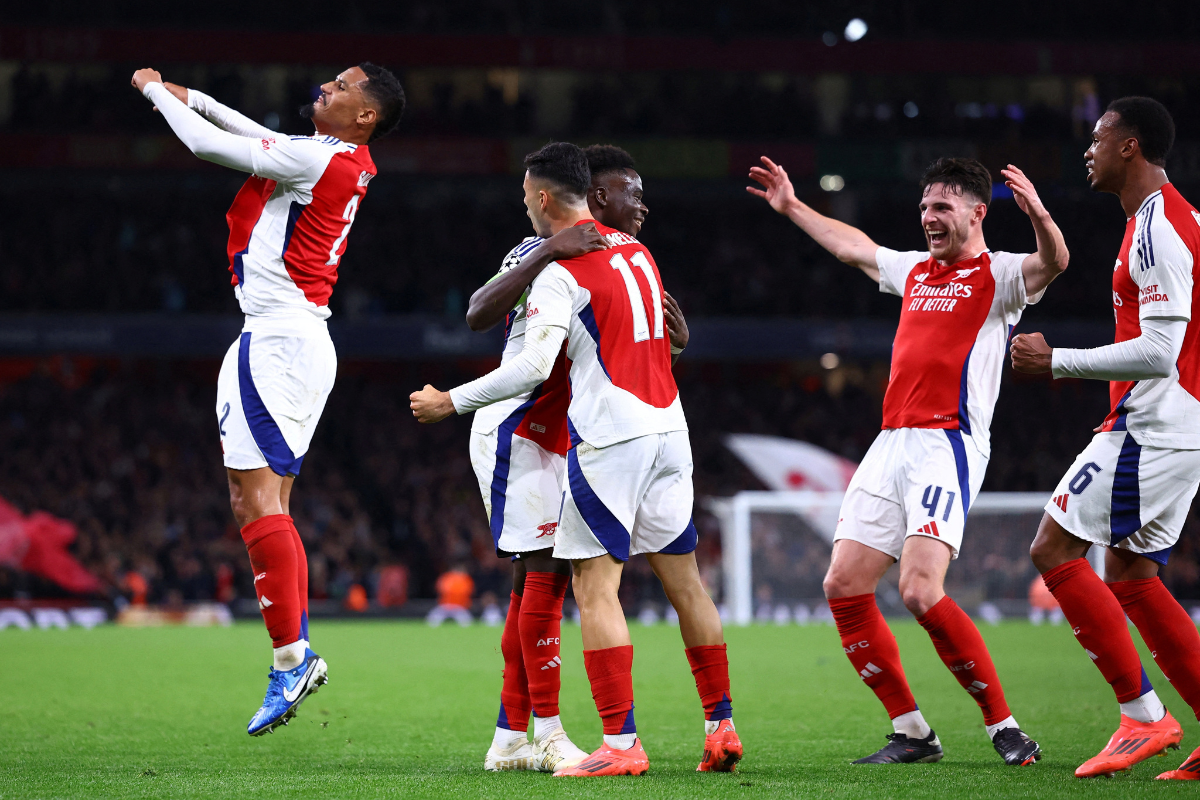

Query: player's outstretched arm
left=663, top=290, right=688, bottom=366
left=1002, top=165, right=1069, bottom=297
left=747, top=156, right=881, bottom=282
left=161, top=82, right=278, bottom=139
left=1011, top=319, right=1183, bottom=379
left=465, top=223, right=606, bottom=332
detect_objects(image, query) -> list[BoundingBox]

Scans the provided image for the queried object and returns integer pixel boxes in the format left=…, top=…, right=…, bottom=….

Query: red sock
left=917, top=596, right=1011, bottom=724
left=520, top=572, right=569, bottom=718
left=829, top=594, right=918, bottom=719
left=1110, top=577, right=1200, bottom=720
left=583, top=645, right=635, bottom=735
left=287, top=520, right=309, bottom=643
left=685, top=643, right=733, bottom=720
left=498, top=592, right=531, bottom=732
left=240, top=514, right=302, bottom=648
left=1042, top=559, right=1148, bottom=702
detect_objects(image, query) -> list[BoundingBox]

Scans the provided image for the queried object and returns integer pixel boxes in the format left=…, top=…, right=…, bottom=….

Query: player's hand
left=1010, top=332, right=1053, bottom=374
left=545, top=221, right=607, bottom=261
left=131, top=68, right=163, bottom=94
left=747, top=156, right=797, bottom=215
left=1001, top=164, right=1048, bottom=220
left=663, top=290, right=689, bottom=351
left=409, top=385, right=456, bottom=423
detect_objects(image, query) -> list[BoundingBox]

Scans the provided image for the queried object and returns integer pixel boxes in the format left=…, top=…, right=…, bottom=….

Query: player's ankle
left=892, top=709, right=932, bottom=739
left=533, top=714, right=563, bottom=740
left=492, top=726, right=528, bottom=749
left=603, top=733, right=637, bottom=750
left=273, top=640, right=306, bottom=671
left=705, top=717, right=733, bottom=736
left=985, top=715, right=1019, bottom=740
left=1121, top=690, right=1167, bottom=723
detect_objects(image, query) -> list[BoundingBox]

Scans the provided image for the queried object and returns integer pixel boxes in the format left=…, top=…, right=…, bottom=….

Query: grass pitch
left=2, top=618, right=1197, bottom=799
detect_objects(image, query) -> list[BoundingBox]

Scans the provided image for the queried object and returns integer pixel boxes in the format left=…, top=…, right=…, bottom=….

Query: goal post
left=706, top=491, right=1081, bottom=625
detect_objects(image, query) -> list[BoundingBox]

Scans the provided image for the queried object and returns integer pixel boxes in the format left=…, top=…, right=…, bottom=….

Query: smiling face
left=590, top=169, right=648, bottom=237
left=1084, top=111, right=1130, bottom=194
left=919, top=182, right=987, bottom=263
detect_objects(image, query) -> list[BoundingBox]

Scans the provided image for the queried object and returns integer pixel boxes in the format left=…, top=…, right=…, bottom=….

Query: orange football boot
left=1157, top=743, right=1200, bottom=780
left=1075, top=711, right=1183, bottom=778
left=553, top=739, right=649, bottom=777
left=697, top=719, right=743, bottom=772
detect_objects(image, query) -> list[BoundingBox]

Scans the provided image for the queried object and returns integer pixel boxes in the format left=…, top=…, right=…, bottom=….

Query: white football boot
left=484, top=738, right=540, bottom=771
left=533, top=729, right=590, bottom=773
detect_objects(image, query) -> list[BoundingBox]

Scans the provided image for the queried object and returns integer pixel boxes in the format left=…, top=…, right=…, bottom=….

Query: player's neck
left=1117, top=165, right=1169, bottom=218
left=312, top=122, right=370, bottom=146
left=937, top=237, right=988, bottom=266
left=547, top=206, right=596, bottom=236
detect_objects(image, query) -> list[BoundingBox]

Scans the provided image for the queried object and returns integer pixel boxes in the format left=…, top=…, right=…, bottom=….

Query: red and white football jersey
left=470, top=237, right=571, bottom=456
left=1099, top=184, right=1200, bottom=447
left=225, top=134, right=376, bottom=319
left=876, top=246, right=1039, bottom=456
left=524, top=221, right=686, bottom=448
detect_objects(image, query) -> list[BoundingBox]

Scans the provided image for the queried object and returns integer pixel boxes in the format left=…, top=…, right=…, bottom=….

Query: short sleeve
left=524, top=264, right=576, bottom=332
left=246, top=137, right=329, bottom=186
left=875, top=247, right=927, bottom=297
left=989, top=251, right=1039, bottom=313
left=1136, top=222, right=1193, bottom=321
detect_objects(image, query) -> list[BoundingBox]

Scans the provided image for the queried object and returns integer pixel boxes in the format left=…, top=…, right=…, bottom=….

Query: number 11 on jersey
left=610, top=251, right=664, bottom=342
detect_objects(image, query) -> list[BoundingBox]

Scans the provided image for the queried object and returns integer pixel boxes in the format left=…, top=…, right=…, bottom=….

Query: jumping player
left=1012, top=97, right=1200, bottom=779
left=412, top=142, right=741, bottom=776
left=131, top=65, right=405, bottom=735
left=460, top=146, right=692, bottom=773
left=749, top=156, right=1067, bottom=765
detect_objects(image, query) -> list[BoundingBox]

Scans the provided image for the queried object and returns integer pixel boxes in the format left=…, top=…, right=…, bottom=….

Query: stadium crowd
left=5, top=351, right=1200, bottom=609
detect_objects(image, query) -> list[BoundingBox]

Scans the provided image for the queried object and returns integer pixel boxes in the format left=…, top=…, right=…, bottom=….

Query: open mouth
left=926, top=229, right=948, bottom=248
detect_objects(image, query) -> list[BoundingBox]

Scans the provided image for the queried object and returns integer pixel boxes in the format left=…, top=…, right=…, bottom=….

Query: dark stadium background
left=4, top=2, right=1200, bottom=618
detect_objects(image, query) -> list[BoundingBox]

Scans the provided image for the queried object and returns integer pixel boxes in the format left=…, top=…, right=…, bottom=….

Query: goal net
left=705, top=491, right=1081, bottom=625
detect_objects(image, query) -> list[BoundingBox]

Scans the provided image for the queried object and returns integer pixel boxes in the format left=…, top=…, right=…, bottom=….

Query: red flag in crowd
left=0, top=496, right=102, bottom=595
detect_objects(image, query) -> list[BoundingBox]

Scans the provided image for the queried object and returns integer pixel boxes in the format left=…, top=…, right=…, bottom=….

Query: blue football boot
left=247, top=648, right=328, bottom=736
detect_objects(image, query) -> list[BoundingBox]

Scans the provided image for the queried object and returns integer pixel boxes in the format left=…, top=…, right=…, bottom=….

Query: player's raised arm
left=748, top=156, right=881, bottom=281
left=1001, top=165, right=1069, bottom=297
left=161, top=81, right=279, bottom=139
left=465, top=223, right=606, bottom=332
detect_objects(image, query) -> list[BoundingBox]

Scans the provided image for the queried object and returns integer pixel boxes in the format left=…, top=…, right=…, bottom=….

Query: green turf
left=1, top=618, right=1196, bottom=798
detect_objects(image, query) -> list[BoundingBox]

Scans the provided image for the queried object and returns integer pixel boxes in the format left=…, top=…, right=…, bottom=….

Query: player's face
left=1085, top=112, right=1126, bottom=193
left=919, top=183, right=983, bottom=262
left=592, top=170, right=648, bottom=237
left=522, top=172, right=553, bottom=238
left=309, top=67, right=372, bottom=129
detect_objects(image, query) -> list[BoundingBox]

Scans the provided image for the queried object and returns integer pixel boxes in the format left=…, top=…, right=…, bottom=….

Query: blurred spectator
left=428, top=564, right=475, bottom=626
left=1029, top=575, right=1065, bottom=626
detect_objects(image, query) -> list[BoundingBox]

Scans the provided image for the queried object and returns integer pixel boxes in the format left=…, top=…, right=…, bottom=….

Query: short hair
left=919, top=157, right=992, bottom=208
left=583, top=144, right=636, bottom=181
left=359, top=62, right=405, bottom=142
left=1107, top=96, right=1175, bottom=166
left=523, top=142, right=591, bottom=201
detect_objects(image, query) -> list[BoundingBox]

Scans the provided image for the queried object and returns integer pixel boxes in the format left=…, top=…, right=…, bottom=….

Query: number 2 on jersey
left=326, top=194, right=360, bottom=266
left=610, top=251, right=663, bottom=342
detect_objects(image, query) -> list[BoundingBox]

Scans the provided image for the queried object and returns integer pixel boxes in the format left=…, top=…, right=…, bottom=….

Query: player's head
left=1086, top=97, right=1174, bottom=193
left=918, top=158, right=991, bottom=263
left=522, top=142, right=591, bottom=238
left=584, top=145, right=647, bottom=237
left=300, top=63, right=405, bottom=144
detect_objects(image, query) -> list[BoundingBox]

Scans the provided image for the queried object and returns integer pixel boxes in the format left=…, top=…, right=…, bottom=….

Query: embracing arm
left=748, top=156, right=880, bottom=282
left=1010, top=318, right=1185, bottom=380
left=1002, top=165, right=1069, bottom=297
left=465, top=223, right=606, bottom=332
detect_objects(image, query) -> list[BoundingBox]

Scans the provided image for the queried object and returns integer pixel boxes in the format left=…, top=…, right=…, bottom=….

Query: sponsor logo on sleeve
left=260, top=138, right=276, bottom=150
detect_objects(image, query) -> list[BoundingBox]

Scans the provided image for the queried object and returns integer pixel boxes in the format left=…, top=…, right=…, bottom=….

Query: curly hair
left=583, top=144, right=637, bottom=180
left=358, top=62, right=406, bottom=142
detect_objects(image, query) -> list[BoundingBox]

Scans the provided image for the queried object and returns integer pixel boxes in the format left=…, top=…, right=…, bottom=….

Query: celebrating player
left=413, top=142, right=741, bottom=776
left=749, top=156, right=1067, bottom=765
left=1012, top=97, right=1200, bottom=779
left=460, top=145, right=692, bottom=773
left=131, top=64, right=405, bottom=735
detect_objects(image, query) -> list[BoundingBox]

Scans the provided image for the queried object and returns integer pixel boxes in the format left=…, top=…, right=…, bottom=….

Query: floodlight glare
left=844, top=18, right=868, bottom=42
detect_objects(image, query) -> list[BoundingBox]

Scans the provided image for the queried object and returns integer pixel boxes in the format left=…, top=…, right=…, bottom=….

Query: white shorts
left=554, top=430, right=697, bottom=562
left=834, top=428, right=987, bottom=560
left=216, top=318, right=337, bottom=477
left=469, top=428, right=565, bottom=556
left=1046, top=430, right=1200, bottom=565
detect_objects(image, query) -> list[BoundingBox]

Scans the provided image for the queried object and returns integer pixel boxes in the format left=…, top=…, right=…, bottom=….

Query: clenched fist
left=410, top=384, right=456, bottom=423
left=1010, top=332, right=1053, bottom=374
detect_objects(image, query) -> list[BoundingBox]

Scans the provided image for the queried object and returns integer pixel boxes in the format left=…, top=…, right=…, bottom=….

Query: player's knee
left=822, top=567, right=861, bottom=599
left=899, top=581, right=941, bottom=617
left=1029, top=517, right=1076, bottom=574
